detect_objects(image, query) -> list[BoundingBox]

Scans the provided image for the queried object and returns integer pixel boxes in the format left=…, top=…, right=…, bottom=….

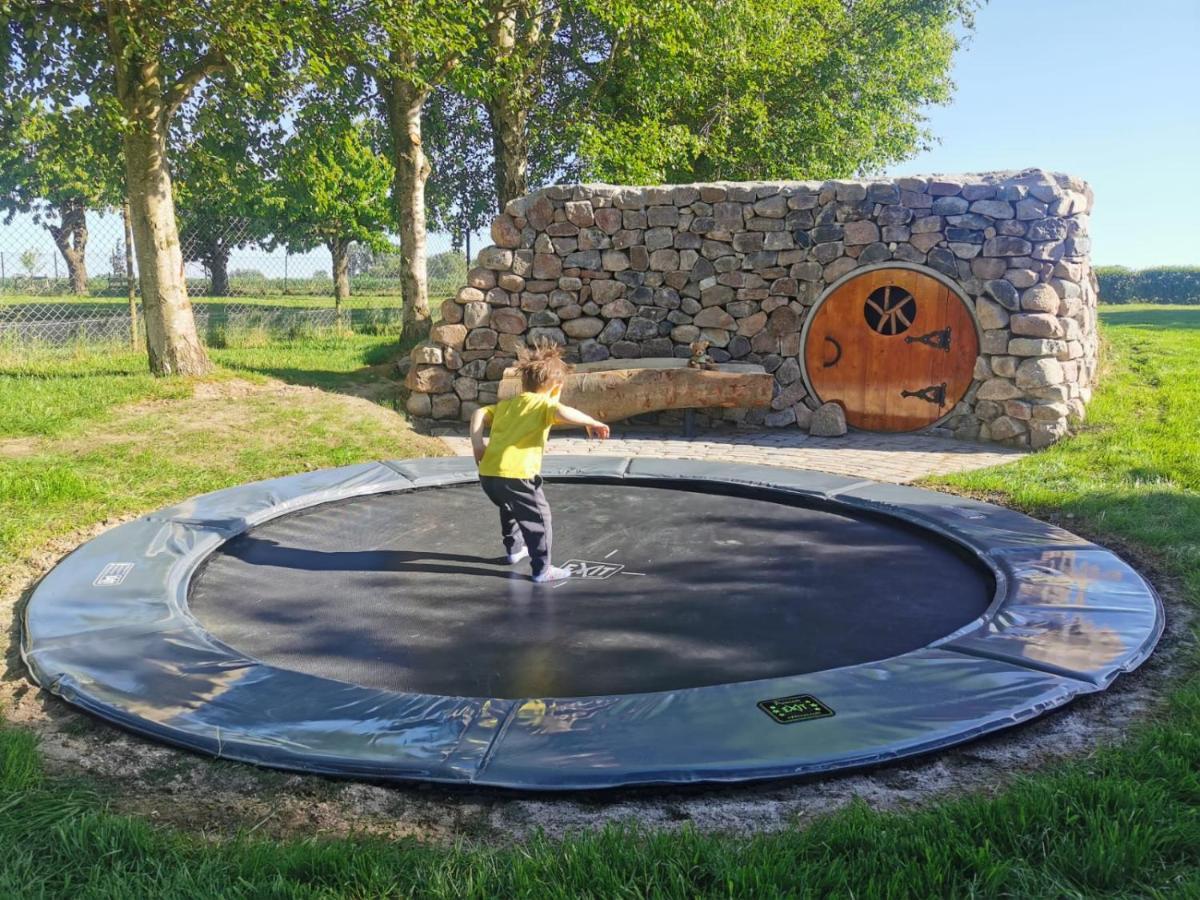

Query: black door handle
left=822, top=336, right=842, bottom=368
left=900, top=382, right=947, bottom=407
left=905, top=326, right=952, bottom=352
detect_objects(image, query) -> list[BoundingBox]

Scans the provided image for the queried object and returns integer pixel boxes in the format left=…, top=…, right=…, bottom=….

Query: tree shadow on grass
left=205, top=304, right=442, bottom=398
left=211, top=332, right=408, bottom=402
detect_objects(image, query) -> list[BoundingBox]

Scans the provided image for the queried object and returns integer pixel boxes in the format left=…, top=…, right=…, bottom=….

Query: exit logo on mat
left=563, top=559, right=625, bottom=579
left=758, top=694, right=836, bottom=724
left=563, top=559, right=651, bottom=580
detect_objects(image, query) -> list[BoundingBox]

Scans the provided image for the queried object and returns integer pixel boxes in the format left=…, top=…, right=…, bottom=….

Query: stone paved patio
left=436, top=427, right=1024, bottom=483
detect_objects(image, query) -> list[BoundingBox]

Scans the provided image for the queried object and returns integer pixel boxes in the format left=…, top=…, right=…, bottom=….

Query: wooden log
left=498, top=359, right=775, bottom=422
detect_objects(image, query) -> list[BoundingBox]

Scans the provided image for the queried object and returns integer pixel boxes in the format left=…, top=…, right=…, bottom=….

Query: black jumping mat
left=189, top=481, right=993, bottom=698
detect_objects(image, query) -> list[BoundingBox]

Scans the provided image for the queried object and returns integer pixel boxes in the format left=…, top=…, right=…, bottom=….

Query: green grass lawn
left=2, top=306, right=1199, bottom=897
left=0, top=331, right=435, bottom=562
left=0, top=292, right=395, bottom=310
left=0, top=292, right=451, bottom=310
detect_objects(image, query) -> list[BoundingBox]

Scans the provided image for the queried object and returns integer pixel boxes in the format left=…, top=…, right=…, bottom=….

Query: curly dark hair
left=515, top=339, right=571, bottom=393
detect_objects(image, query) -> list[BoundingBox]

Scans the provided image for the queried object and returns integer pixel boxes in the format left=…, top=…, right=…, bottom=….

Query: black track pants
left=479, top=475, right=553, bottom=574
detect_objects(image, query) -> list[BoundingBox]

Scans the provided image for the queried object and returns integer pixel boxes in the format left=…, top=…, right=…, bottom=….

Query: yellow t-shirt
left=478, top=392, right=560, bottom=479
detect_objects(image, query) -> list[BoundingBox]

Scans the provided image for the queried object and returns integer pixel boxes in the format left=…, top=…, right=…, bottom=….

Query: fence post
left=0, top=251, right=5, bottom=293
left=283, top=251, right=288, bottom=295
left=123, top=200, right=139, bottom=348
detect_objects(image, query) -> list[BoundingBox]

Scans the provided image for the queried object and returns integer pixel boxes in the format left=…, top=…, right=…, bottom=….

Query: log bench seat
left=498, top=358, right=775, bottom=436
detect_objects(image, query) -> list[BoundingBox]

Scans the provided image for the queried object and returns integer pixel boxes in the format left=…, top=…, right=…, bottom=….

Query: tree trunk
left=485, top=98, right=529, bottom=211
left=123, top=198, right=140, bottom=348
left=108, top=7, right=211, bottom=376
left=498, top=359, right=775, bottom=422
left=47, top=198, right=90, bottom=294
left=123, top=125, right=211, bottom=374
left=485, top=2, right=558, bottom=211
left=384, top=76, right=432, bottom=342
left=328, top=236, right=350, bottom=319
left=205, top=246, right=230, bottom=296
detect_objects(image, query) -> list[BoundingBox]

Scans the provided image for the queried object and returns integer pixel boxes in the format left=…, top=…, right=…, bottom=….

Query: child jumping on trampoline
left=470, top=340, right=610, bottom=583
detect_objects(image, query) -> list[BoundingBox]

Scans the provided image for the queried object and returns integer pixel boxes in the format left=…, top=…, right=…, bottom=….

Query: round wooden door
left=803, top=267, right=979, bottom=432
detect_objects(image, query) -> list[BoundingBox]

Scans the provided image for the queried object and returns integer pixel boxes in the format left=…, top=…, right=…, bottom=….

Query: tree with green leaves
left=476, top=0, right=563, bottom=209
left=172, top=91, right=282, bottom=297
left=453, top=0, right=976, bottom=214
left=424, top=86, right=495, bottom=257
left=570, top=0, right=978, bottom=183
left=3, top=1, right=302, bottom=375
left=0, top=98, right=123, bottom=293
left=19, top=247, right=42, bottom=278
left=274, top=98, right=392, bottom=315
left=308, top=0, right=496, bottom=341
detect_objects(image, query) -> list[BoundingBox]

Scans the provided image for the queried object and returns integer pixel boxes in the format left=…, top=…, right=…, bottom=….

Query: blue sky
left=887, top=0, right=1199, bottom=267
left=2, top=1, right=1194, bottom=279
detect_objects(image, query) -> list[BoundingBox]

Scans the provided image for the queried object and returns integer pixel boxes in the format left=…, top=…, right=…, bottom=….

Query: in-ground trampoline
left=23, top=456, right=1162, bottom=790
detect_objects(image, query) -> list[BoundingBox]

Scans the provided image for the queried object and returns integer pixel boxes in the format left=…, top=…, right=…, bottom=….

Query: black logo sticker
left=758, top=694, right=835, bottom=724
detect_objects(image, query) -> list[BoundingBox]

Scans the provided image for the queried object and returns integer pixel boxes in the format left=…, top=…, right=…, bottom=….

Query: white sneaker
left=532, top=565, right=571, bottom=584
left=505, top=547, right=529, bottom=565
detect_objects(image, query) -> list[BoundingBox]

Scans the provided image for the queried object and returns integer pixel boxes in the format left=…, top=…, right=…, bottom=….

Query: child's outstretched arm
left=469, top=406, right=491, bottom=464
left=555, top=404, right=611, bottom=440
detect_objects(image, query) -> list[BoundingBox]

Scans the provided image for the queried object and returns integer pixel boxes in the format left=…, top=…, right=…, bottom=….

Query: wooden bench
left=498, top=358, right=775, bottom=436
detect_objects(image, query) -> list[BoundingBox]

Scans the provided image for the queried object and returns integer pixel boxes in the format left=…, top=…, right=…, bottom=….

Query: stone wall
left=405, top=169, right=1098, bottom=448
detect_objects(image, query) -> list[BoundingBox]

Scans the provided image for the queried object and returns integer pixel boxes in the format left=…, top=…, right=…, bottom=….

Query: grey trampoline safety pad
left=21, top=456, right=1163, bottom=790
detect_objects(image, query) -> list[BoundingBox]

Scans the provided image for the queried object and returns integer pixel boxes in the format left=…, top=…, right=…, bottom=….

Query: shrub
left=1096, top=266, right=1200, bottom=304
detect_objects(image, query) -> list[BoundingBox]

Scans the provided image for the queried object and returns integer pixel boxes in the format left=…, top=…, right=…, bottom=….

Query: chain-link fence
left=0, top=207, right=468, bottom=350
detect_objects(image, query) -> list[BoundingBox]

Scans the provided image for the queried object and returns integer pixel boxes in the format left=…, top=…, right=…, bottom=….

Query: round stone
left=809, top=402, right=847, bottom=437
left=478, top=246, right=513, bottom=270
left=527, top=327, right=567, bottom=346
left=532, top=253, right=563, bottom=279
left=600, top=298, right=636, bottom=319
left=693, top=307, right=736, bottom=329
left=465, top=328, right=498, bottom=350
left=490, top=214, right=522, bottom=249
left=983, top=279, right=1020, bottom=311
left=602, top=250, right=631, bottom=272
left=430, top=392, right=461, bottom=420
left=405, top=392, right=431, bottom=417
left=565, top=201, right=595, bottom=227
left=562, top=316, right=605, bottom=339
left=467, top=268, right=497, bottom=290
left=976, top=378, right=1022, bottom=401
left=975, top=299, right=1010, bottom=331
left=430, top=323, right=468, bottom=349
left=625, top=317, right=660, bottom=340
left=410, top=342, right=443, bottom=365
left=590, top=280, right=624, bottom=303
left=1021, top=284, right=1060, bottom=313
left=988, top=415, right=1026, bottom=441
left=490, top=307, right=528, bottom=335
left=1010, top=313, right=1062, bottom=338
left=1015, top=357, right=1065, bottom=390
left=463, top=301, right=490, bottom=329
left=579, top=339, right=610, bottom=362
left=405, top=365, right=453, bottom=394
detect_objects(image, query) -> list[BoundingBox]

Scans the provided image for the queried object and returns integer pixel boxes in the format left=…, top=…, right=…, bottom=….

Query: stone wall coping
left=504, top=169, right=1092, bottom=218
